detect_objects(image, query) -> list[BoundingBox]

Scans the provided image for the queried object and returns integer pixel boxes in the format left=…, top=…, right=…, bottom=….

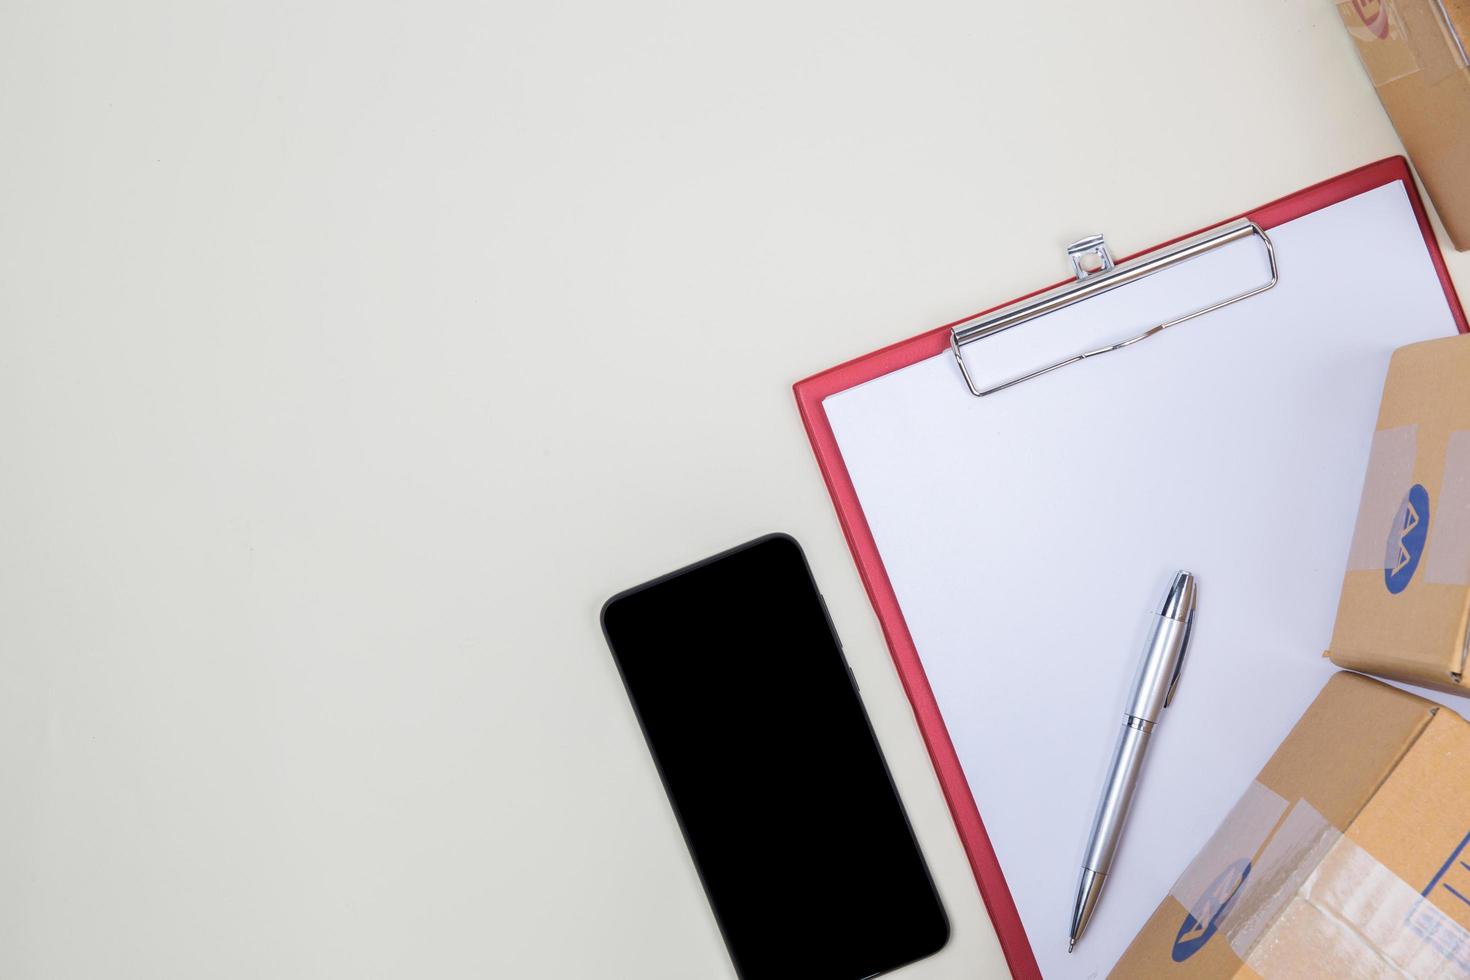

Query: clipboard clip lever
left=949, top=219, right=1278, bottom=397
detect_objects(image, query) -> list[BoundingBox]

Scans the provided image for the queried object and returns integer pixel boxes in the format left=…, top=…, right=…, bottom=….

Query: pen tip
left=1068, top=939, right=1075, bottom=953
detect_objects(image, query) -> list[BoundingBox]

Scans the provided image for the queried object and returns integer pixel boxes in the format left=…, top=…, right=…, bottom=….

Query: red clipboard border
left=793, top=157, right=1468, bottom=979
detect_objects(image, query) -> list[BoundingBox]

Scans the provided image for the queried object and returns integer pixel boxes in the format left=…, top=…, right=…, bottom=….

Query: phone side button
left=818, top=593, right=859, bottom=692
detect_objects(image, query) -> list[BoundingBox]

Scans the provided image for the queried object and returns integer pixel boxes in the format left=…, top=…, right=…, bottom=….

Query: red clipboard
left=792, top=157, right=1468, bottom=979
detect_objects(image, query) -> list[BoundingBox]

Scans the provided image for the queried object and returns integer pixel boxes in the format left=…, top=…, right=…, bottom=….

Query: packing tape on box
left=1223, top=795, right=1340, bottom=962
left=1246, top=835, right=1470, bottom=977
left=1338, top=0, right=1469, bottom=88
left=1348, top=425, right=1419, bottom=573
left=1169, top=783, right=1470, bottom=976
left=1348, top=425, right=1470, bottom=586
left=1169, top=781, right=1289, bottom=916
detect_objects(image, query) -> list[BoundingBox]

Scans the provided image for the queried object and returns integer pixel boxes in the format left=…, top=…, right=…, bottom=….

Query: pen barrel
left=1082, top=721, right=1151, bottom=874
left=1124, top=611, right=1190, bottom=723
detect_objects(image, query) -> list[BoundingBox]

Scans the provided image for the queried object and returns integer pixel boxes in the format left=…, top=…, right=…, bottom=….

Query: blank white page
left=822, top=182, right=1459, bottom=979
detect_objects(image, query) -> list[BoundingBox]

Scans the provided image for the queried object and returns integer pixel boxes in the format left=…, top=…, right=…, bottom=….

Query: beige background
left=2, top=1, right=1467, bottom=977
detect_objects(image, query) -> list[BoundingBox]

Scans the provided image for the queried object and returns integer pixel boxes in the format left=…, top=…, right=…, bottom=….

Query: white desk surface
left=3, top=2, right=1468, bottom=977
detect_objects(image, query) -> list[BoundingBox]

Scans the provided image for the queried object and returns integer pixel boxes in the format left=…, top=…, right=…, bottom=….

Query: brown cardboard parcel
left=1338, top=0, right=1470, bottom=250
left=1328, top=333, right=1470, bottom=693
left=1112, top=672, right=1470, bottom=977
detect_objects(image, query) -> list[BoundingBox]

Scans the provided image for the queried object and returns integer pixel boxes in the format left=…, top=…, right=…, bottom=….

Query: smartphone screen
left=601, top=534, right=948, bottom=979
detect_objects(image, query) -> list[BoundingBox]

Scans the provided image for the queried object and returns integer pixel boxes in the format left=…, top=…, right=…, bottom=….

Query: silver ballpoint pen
left=1069, top=570, right=1197, bottom=953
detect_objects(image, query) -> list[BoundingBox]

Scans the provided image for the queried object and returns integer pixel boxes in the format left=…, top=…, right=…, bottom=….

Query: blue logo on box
left=1386, top=484, right=1430, bottom=595
left=1173, top=859, right=1250, bottom=962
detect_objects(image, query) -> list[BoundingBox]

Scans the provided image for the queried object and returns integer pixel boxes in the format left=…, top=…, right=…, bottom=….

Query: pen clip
left=1164, top=613, right=1193, bottom=709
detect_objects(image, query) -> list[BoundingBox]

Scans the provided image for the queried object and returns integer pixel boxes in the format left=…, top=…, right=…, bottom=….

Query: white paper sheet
left=822, top=182, right=1460, bottom=979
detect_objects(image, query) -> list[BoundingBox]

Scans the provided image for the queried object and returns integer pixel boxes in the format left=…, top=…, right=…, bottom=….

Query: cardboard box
left=1112, top=672, right=1470, bottom=977
left=1338, top=0, right=1470, bottom=250
left=1327, top=334, right=1470, bottom=694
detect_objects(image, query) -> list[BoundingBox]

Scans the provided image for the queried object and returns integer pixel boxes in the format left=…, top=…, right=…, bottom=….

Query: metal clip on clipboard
left=949, top=219, right=1279, bottom=397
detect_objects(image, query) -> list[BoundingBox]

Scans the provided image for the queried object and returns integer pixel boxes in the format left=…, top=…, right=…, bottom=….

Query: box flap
left=1257, top=672, right=1437, bottom=829
left=1348, top=706, right=1470, bottom=929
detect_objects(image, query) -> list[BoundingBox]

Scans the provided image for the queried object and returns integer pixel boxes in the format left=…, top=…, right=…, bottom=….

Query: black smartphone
left=601, top=534, right=948, bottom=979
